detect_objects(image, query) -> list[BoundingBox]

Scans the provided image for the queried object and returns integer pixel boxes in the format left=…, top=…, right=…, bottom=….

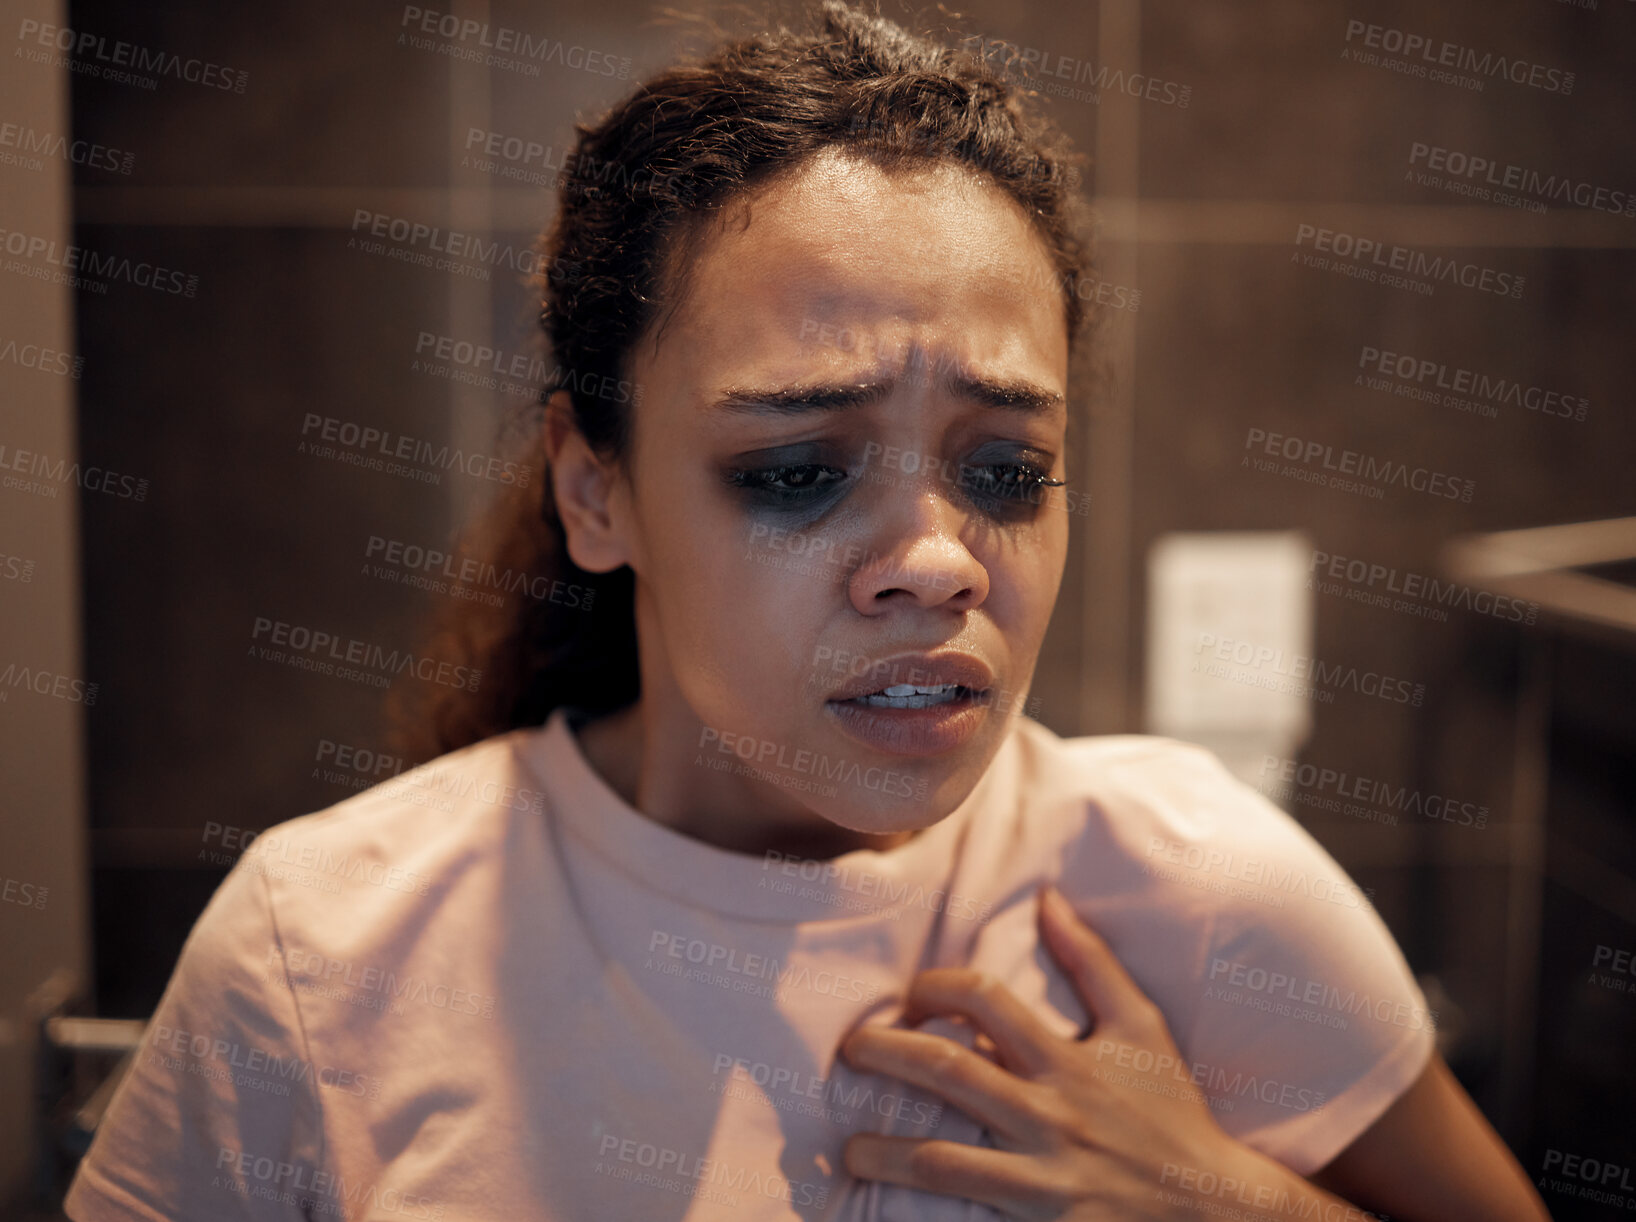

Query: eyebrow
left=710, top=366, right=1065, bottom=418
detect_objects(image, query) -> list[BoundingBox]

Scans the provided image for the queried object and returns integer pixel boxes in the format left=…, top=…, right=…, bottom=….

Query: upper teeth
left=880, top=683, right=958, bottom=696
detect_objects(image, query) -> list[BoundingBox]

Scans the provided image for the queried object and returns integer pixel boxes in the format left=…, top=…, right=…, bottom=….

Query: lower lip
left=823, top=688, right=989, bottom=757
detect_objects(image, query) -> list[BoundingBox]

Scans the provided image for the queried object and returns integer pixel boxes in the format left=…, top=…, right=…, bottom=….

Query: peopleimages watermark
left=1145, top=837, right=1378, bottom=913
left=1407, top=142, right=1633, bottom=218
left=412, top=330, right=641, bottom=406
left=297, top=413, right=530, bottom=488
left=1539, top=1149, right=1636, bottom=1211
left=0, top=335, right=82, bottom=378
left=0, top=551, right=35, bottom=583
left=266, top=945, right=497, bottom=1019
left=1, top=877, right=48, bottom=911
left=1206, top=957, right=1438, bottom=1033
left=461, top=128, right=568, bottom=189
left=316, top=739, right=407, bottom=783
left=149, top=1023, right=380, bottom=1101
left=1243, top=426, right=1476, bottom=504
left=796, top=316, right=1095, bottom=417
left=696, top=725, right=929, bottom=802
left=593, top=1127, right=829, bottom=1209
left=363, top=534, right=595, bottom=612
left=0, top=551, right=35, bottom=584
left=248, top=616, right=482, bottom=692
left=387, top=759, right=549, bottom=817
left=1293, top=223, right=1524, bottom=300
left=1192, top=631, right=1426, bottom=707
left=196, top=821, right=332, bottom=886
left=460, top=126, right=690, bottom=203
left=757, top=850, right=994, bottom=923
left=212, top=1145, right=443, bottom=1220
left=198, top=820, right=267, bottom=865
left=242, top=841, right=413, bottom=895
left=843, top=113, right=1083, bottom=198
left=0, top=442, right=148, bottom=503
left=311, top=747, right=553, bottom=819
left=0, top=120, right=133, bottom=174
left=993, top=251, right=1141, bottom=314
left=1092, top=1037, right=1324, bottom=1116
left=1159, top=1162, right=1387, bottom=1222
left=0, top=227, right=199, bottom=297
left=15, top=19, right=249, bottom=94
left=1354, top=344, right=1589, bottom=424
left=1341, top=19, right=1574, bottom=95
left=1256, top=757, right=1489, bottom=830
left=397, top=6, right=631, bottom=80
left=890, top=230, right=1142, bottom=314
left=348, top=210, right=576, bottom=284
left=306, top=734, right=548, bottom=817
left=199, top=819, right=433, bottom=896
left=710, top=1051, right=944, bottom=1128
left=742, top=524, right=966, bottom=596
left=1589, top=944, right=1636, bottom=998
left=960, top=35, right=1193, bottom=108
left=1308, top=547, right=1539, bottom=627
left=1141, top=856, right=1295, bottom=911
left=645, top=929, right=883, bottom=1004
left=303, top=736, right=447, bottom=808
left=0, top=661, right=97, bottom=705
left=859, top=439, right=1091, bottom=518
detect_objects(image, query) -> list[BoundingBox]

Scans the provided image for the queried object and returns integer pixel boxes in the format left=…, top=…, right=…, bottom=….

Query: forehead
left=641, top=147, right=1068, bottom=393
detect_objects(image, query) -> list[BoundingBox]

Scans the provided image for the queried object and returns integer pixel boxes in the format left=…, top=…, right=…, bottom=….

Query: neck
left=572, top=700, right=919, bottom=860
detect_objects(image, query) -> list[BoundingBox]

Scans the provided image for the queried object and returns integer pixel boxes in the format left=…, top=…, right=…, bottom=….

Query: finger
left=900, top=968, right=1061, bottom=1076
left=1037, top=883, right=1162, bottom=1033
left=840, top=1026, right=1054, bottom=1143
left=842, top=1133, right=1045, bottom=1217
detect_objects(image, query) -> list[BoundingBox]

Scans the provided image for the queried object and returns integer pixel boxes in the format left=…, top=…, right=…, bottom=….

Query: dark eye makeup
left=721, top=444, right=1067, bottom=519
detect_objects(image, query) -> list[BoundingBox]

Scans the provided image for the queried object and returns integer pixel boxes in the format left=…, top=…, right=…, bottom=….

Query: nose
left=845, top=473, right=989, bottom=613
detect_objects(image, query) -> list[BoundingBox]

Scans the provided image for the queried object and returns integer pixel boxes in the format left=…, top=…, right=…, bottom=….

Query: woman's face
left=556, top=145, right=1071, bottom=843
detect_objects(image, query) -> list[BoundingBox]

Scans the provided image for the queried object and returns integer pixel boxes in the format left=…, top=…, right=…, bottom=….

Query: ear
left=543, top=388, right=634, bottom=575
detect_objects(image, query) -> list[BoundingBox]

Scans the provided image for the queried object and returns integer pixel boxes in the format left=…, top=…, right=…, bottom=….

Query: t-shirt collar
left=511, top=705, right=1013, bottom=924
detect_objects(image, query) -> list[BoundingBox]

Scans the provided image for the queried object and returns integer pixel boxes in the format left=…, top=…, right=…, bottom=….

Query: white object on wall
left=1144, top=531, right=1315, bottom=793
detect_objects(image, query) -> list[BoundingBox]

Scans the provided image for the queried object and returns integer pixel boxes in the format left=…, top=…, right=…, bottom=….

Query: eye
left=724, top=463, right=849, bottom=505
left=959, top=462, right=1066, bottom=509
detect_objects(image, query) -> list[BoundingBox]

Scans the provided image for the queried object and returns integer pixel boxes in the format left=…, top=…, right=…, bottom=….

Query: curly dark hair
left=387, top=0, right=1099, bottom=765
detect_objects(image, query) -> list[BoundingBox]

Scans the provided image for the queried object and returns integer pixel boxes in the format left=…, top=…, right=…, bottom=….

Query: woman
left=65, top=2, right=1551, bottom=1219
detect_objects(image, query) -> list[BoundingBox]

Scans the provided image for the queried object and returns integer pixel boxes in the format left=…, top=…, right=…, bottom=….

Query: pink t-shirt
left=65, top=708, right=1435, bottom=1221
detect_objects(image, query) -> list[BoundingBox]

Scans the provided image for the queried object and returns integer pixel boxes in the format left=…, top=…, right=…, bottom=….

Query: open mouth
left=840, top=683, right=982, bottom=710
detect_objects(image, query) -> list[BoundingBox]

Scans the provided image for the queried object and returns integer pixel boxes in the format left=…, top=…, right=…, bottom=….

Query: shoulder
left=223, top=725, right=552, bottom=964
left=1008, top=713, right=1264, bottom=822
left=1004, top=716, right=1321, bottom=906
left=1009, top=716, right=1413, bottom=1003
left=1003, top=718, right=1436, bottom=1174
left=245, top=726, right=545, bottom=892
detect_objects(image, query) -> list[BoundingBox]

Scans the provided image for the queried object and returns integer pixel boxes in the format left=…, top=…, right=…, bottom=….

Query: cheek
left=653, top=507, right=837, bottom=680
left=1041, top=520, right=1071, bottom=603
left=985, top=524, right=1067, bottom=615
left=734, top=544, right=840, bottom=663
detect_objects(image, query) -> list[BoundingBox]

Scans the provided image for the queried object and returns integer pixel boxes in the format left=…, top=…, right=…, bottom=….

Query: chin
left=807, top=789, right=958, bottom=839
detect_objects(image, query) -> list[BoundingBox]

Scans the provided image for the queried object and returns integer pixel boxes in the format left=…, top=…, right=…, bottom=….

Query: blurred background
left=2, top=0, right=1632, bottom=1217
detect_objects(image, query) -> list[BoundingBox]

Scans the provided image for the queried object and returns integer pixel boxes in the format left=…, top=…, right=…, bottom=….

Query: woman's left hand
left=837, top=883, right=1280, bottom=1220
